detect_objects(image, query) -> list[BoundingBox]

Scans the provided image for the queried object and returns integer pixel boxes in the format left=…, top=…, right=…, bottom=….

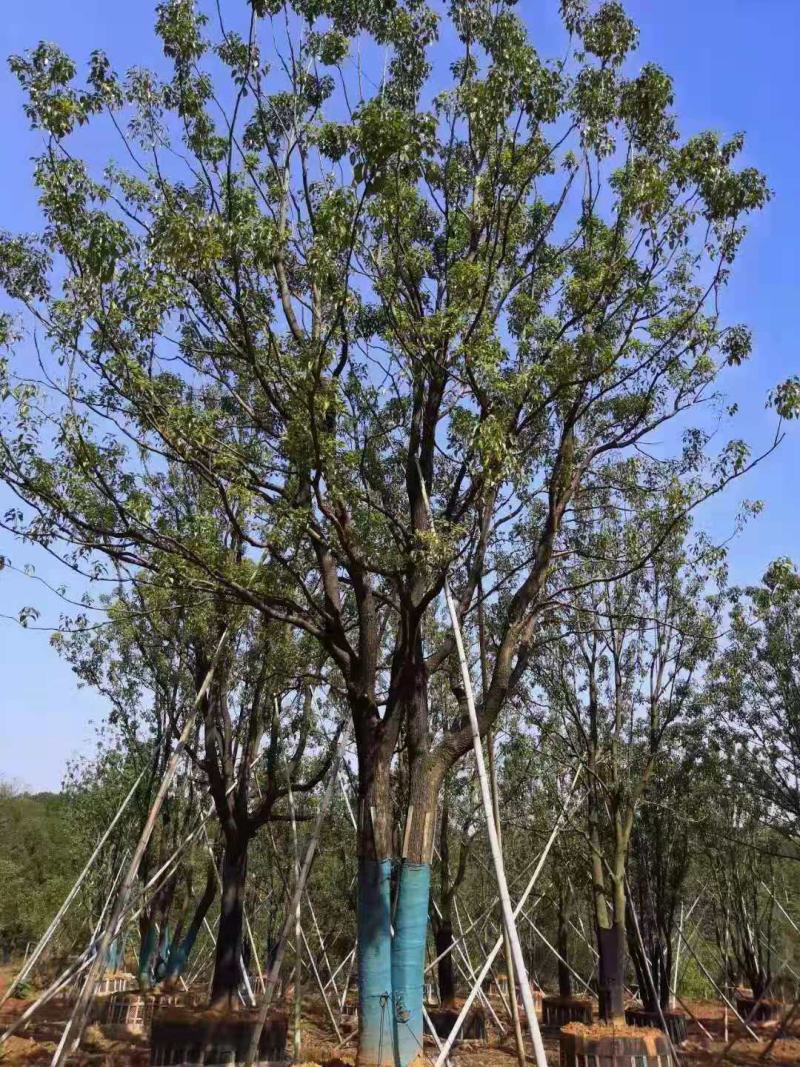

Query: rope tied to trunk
left=377, top=992, right=389, bottom=1067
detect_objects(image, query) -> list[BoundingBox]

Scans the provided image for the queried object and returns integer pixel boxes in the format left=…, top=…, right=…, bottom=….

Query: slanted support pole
left=242, top=723, right=350, bottom=1067
left=433, top=766, right=581, bottom=1067
left=418, top=464, right=548, bottom=1067
left=0, top=769, right=145, bottom=1007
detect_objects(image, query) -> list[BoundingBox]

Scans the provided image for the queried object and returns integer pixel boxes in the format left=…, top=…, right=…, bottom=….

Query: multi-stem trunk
left=210, top=837, right=249, bottom=1009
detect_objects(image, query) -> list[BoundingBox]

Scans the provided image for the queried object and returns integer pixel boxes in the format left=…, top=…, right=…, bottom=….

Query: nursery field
left=2, top=0, right=799, bottom=1066
left=4, top=967, right=800, bottom=1067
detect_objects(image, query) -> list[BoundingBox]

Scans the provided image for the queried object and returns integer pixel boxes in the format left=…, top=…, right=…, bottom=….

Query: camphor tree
left=709, top=559, right=800, bottom=842
left=57, top=531, right=341, bottom=1008
left=535, top=515, right=723, bottom=1021
left=0, top=0, right=773, bottom=1060
left=625, top=750, right=692, bottom=1014
left=57, top=637, right=210, bottom=992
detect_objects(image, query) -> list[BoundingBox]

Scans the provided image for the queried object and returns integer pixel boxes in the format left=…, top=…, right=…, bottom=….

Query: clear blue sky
left=1, top=1, right=798, bottom=791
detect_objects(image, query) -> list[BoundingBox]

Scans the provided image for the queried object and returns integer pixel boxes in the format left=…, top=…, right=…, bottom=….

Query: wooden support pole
left=433, top=766, right=582, bottom=1067
left=418, top=464, right=549, bottom=1067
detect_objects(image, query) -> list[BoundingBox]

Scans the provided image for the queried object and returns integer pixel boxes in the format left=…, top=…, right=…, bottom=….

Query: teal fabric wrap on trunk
left=392, top=862, right=431, bottom=1067
left=138, top=923, right=158, bottom=989
left=358, top=857, right=394, bottom=1067
left=165, top=922, right=196, bottom=981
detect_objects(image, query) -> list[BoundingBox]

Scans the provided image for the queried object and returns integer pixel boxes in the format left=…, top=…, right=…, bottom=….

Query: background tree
left=709, top=559, right=800, bottom=843
left=535, top=517, right=722, bottom=1020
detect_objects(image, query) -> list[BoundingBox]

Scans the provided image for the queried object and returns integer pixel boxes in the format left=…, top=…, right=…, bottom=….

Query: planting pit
left=150, top=1004, right=289, bottom=1067
left=96, top=972, right=137, bottom=996
left=735, top=994, right=782, bottom=1023
left=426, top=1003, right=487, bottom=1044
left=559, top=1021, right=672, bottom=1067
left=625, top=1006, right=688, bottom=1044
left=104, top=989, right=206, bottom=1033
left=541, top=995, right=593, bottom=1027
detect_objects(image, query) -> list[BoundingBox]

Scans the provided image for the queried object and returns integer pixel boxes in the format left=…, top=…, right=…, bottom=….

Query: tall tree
left=536, top=519, right=721, bottom=1020
left=709, top=559, right=800, bottom=842
left=0, top=1, right=772, bottom=1060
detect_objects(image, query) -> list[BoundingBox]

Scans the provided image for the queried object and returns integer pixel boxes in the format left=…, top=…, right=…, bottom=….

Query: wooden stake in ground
left=284, top=748, right=303, bottom=1062
left=480, top=580, right=526, bottom=1067
left=433, top=766, right=582, bottom=1067
left=418, top=465, right=548, bottom=1067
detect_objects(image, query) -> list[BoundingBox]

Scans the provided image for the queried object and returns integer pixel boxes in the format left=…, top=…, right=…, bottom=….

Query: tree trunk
left=137, top=917, right=158, bottom=992
left=210, top=838, right=248, bottom=1009
left=597, top=923, right=626, bottom=1023
left=557, top=895, right=572, bottom=1000
left=356, top=751, right=395, bottom=1067
left=165, top=865, right=217, bottom=987
left=435, top=921, right=456, bottom=1007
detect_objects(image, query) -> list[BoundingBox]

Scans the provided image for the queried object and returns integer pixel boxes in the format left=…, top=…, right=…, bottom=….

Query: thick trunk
left=153, top=926, right=171, bottom=984
left=597, top=923, right=626, bottom=1022
left=356, top=753, right=395, bottom=1067
left=138, top=918, right=158, bottom=992
left=357, top=856, right=394, bottom=1067
left=435, top=922, right=456, bottom=1006
left=392, top=862, right=431, bottom=1067
left=210, top=839, right=248, bottom=1009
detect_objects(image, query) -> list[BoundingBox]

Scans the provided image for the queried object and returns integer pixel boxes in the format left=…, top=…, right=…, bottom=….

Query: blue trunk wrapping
left=138, top=923, right=158, bottom=990
left=105, top=937, right=120, bottom=971
left=153, top=926, right=171, bottom=983
left=358, top=858, right=394, bottom=1067
left=166, top=922, right=200, bottom=981
left=391, top=863, right=431, bottom=1067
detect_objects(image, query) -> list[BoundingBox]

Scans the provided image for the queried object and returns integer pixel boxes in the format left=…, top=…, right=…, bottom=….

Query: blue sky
left=1, top=0, right=798, bottom=791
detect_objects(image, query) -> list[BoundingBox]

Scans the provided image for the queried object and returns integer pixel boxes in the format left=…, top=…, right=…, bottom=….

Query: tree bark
left=434, top=921, right=456, bottom=1006
left=210, top=838, right=249, bottom=1009
left=165, top=864, right=217, bottom=987
left=356, top=747, right=396, bottom=1067
left=597, top=923, right=626, bottom=1022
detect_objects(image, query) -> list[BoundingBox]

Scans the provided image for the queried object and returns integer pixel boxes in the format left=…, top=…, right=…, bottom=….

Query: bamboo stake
left=449, top=899, right=506, bottom=1032
left=307, top=893, right=339, bottom=997
left=480, top=577, right=526, bottom=1067
left=671, top=902, right=684, bottom=1010
left=1, top=769, right=145, bottom=1006
left=285, top=751, right=303, bottom=1061
left=338, top=946, right=357, bottom=1014
left=299, top=927, right=343, bottom=1042
left=434, top=765, right=582, bottom=1067
left=418, top=466, right=547, bottom=1067
left=675, top=926, right=760, bottom=1041
left=52, top=620, right=235, bottom=1067
left=242, top=723, right=350, bottom=1067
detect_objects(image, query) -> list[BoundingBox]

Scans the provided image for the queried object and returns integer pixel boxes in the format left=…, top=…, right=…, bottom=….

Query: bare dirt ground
left=2, top=968, right=799, bottom=1067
